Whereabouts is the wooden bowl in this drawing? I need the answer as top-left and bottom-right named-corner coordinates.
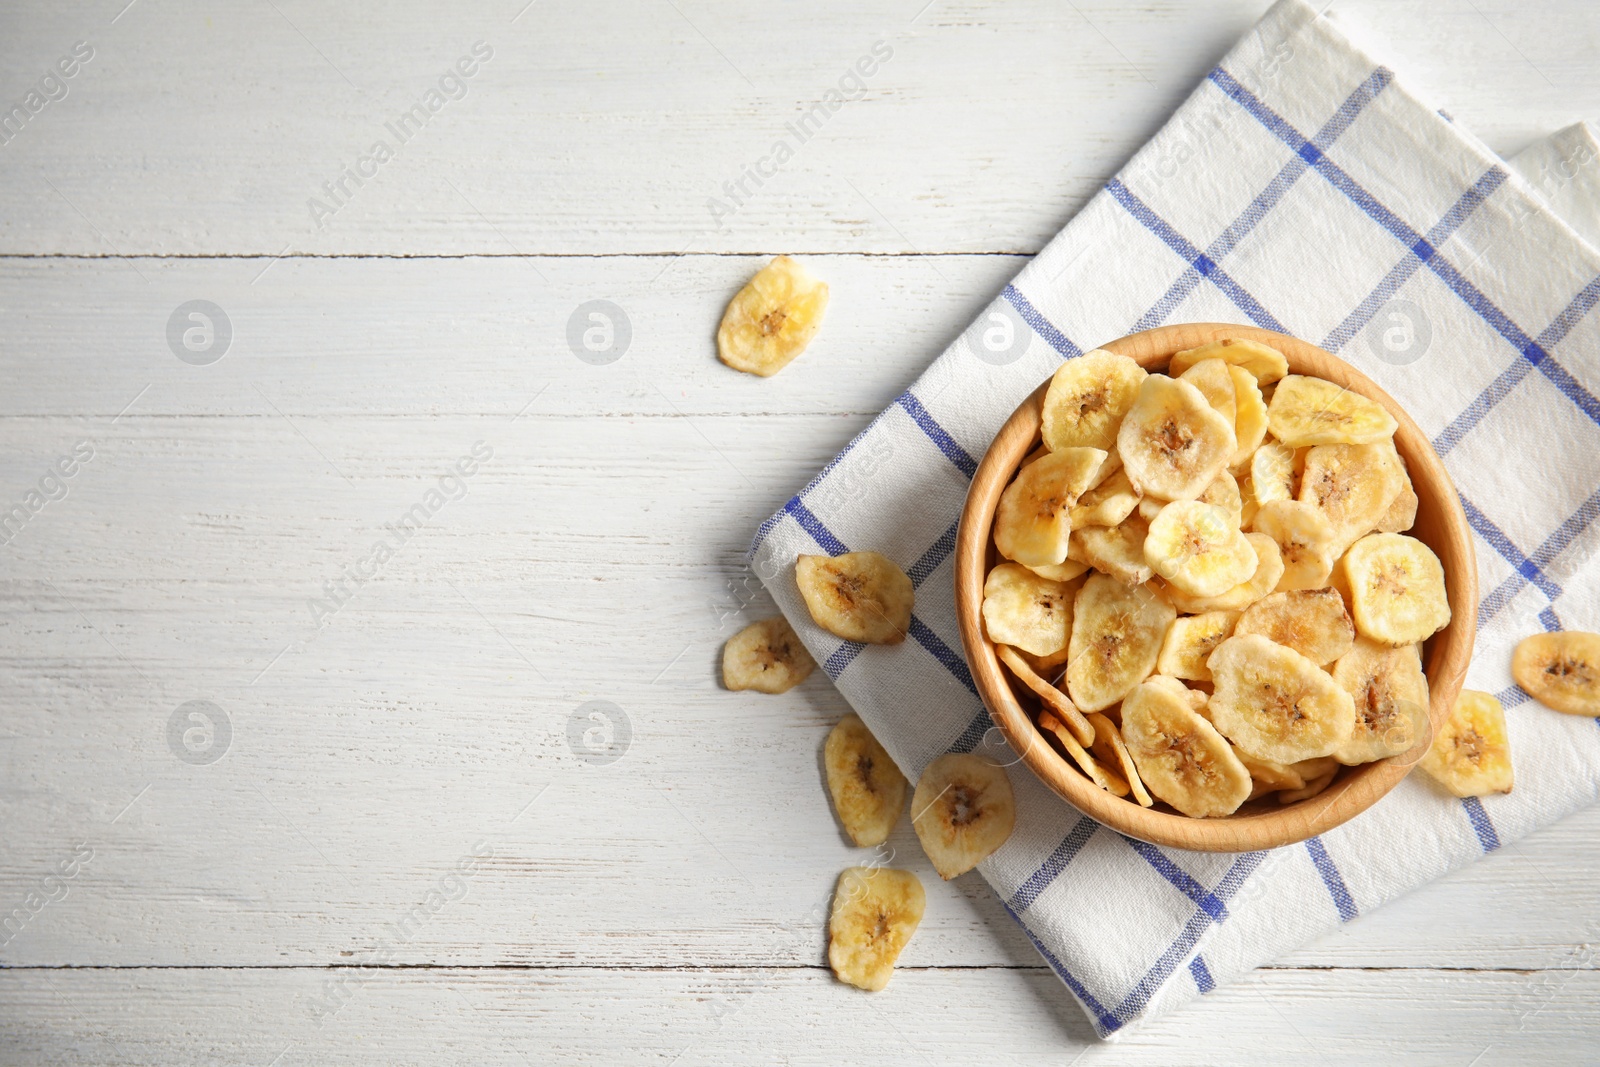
top-left (954, 323), bottom-right (1477, 852)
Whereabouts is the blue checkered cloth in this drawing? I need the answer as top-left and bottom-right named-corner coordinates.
top-left (749, 0), bottom-right (1600, 1038)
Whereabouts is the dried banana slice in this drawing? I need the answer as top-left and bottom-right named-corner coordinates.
top-left (1250, 441), bottom-right (1297, 506)
top-left (825, 714), bottom-right (909, 846)
top-left (1511, 631), bottom-right (1600, 716)
top-left (994, 447), bottom-right (1107, 567)
top-left (1144, 500), bottom-right (1257, 597)
top-left (1088, 711), bottom-right (1153, 806)
top-left (1156, 610), bottom-right (1240, 681)
top-left (1069, 512), bottom-right (1154, 587)
top-left (1375, 456), bottom-right (1418, 533)
top-left (1268, 375), bottom-right (1398, 446)
top-left (1342, 533), bottom-right (1451, 646)
top-left (1206, 634), bottom-right (1357, 763)
top-left (1252, 499), bottom-right (1339, 592)
top-left (1277, 767), bottom-right (1338, 804)
top-left (1288, 755), bottom-right (1340, 783)
top-left (1066, 574), bottom-right (1176, 711)
top-left (1419, 690), bottom-right (1513, 797)
top-left (1330, 636), bottom-right (1431, 764)
top-left (717, 256), bottom-right (829, 376)
top-left (1179, 358), bottom-right (1237, 428)
top-left (1146, 673), bottom-right (1210, 713)
top-left (1137, 495), bottom-right (1165, 523)
top-left (1161, 532), bottom-right (1284, 613)
top-left (1234, 588), bottom-right (1355, 666)
top-left (1040, 349), bottom-right (1149, 452)
top-left (1237, 473), bottom-right (1261, 529)
top-left (1069, 467), bottom-right (1141, 529)
top-left (828, 866), bottom-right (926, 991)
top-left (722, 616), bottom-right (816, 693)
top-left (911, 754), bottom-right (1017, 880)
top-left (796, 551), bottom-right (914, 645)
top-left (1167, 338), bottom-right (1289, 384)
top-left (982, 563), bottom-right (1076, 657)
top-left (1015, 643), bottom-right (1072, 675)
top-left (997, 644), bottom-right (1094, 747)
top-left (1199, 470), bottom-right (1244, 530)
top-left (1229, 365), bottom-right (1269, 466)
top-left (1238, 751), bottom-right (1305, 793)
top-left (1024, 558), bottom-right (1090, 583)
top-left (1118, 375), bottom-right (1238, 501)
top-left (1120, 680), bottom-right (1252, 818)
top-left (1298, 442), bottom-right (1405, 548)
top-left (1039, 711), bottom-right (1129, 796)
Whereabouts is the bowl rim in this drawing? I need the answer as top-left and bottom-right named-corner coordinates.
top-left (953, 322), bottom-right (1478, 853)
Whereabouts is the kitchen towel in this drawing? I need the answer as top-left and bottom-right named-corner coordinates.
top-left (748, 0), bottom-right (1600, 1038)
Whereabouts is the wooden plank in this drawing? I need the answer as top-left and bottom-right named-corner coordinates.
top-left (0, 1), bottom-right (1594, 256)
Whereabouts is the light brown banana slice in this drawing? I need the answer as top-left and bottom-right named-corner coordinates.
top-left (1229, 365), bottom-right (1269, 467)
top-left (1206, 634), bottom-right (1357, 763)
top-left (1249, 441), bottom-right (1297, 506)
top-left (1156, 610), bottom-right (1240, 681)
top-left (1234, 588), bottom-right (1355, 666)
top-left (1066, 574), bottom-right (1176, 711)
top-left (994, 447), bottom-right (1107, 567)
top-left (911, 754), bottom-right (1017, 880)
top-left (1330, 636), bottom-right (1431, 764)
top-left (1120, 680), bottom-right (1252, 818)
top-left (828, 867), bottom-right (925, 991)
top-left (1118, 375), bottom-right (1237, 502)
top-left (1160, 532), bottom-right (1284, 613)
top-left (1268, 375), bottom-right (1398, 446)
top-left (997, 644), bottom-right (1094, 747)
top-left (1041, 349), bottom-right (1149, 452)
top-left (1179, 358), bottom-right (1237, 427)
top-left (796, 551), bottom-right (914, 645)
top-left (825, 714), bottom-right (910, 846)
top-left (1039, 711), bottom-right (1129, 796)
top-left (1088, 711), bottom-right (1153, 806)
top-left (1069, 512), bottom-right (1154, 587)
top-left (1069, 467), bottom-right (1141, 528)
top-left (1024, 558), bottom-right (1090, 583)
top-left (1419, 690), bottom-right (1513, 797)
top-left (1251, 499), bottom-right (1339, 591)
top-left (1511, 631), bottom-right (1600, 716)
top-left (1298, 442), bottom-right (1405, 548)
top-left (717, 256), bottom-right (829, 376)
top-left (982, 563), bottom-right (1076, 657)
top-left (1167, 338), bottom-right (1289, 384)
top-left (1145, 500), bottom-right (1257, 597)
top-left (722, 616), bottom-right (816, 693)
top-left (1342, 533), bottom-right (1451, 646)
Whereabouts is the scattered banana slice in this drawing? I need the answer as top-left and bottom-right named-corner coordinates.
top-left (1250, 441), bottom-right (1297, 506)
top-left (1511, 631), bottom-right (1600, 716)
top-left (1070, 512), bottom-right (1154, 587)
top-left (796, 551), bottom-right (914, 645)
top-left (1118, 375), bottom-right (1238, 501)
top-left (1066, 574), bottom-right (1177, 711)
top-left (997, 644), bottom-right (1094, 747)
top-left (1419, 690), bottom-right (1513, 797)
top-left (825, 714), bottom-right (910, 847)
top-left (1229, 365), bottom-right (1269, 466)
top-left (1070, 467), bottom-right (1141, 529)
top-left (1199, 470), bottom-right (1244, 530)
top-left (1161, 532), bottom-right (1284, 613)
top-left (1120, 679), bottom-right (1253, 817)
top-left (1206, 634), bottom-right (1357, 763)
top-left (1145, 500), bottom-right (1257, 597)
top-left (1234, 588), bottom-right (1355, 666)
top-left (1252, 499), bottom-right (1339, 592)
top-left (1088, 711), bottom-right (1153, 806)
top-left (717, 256), bottom-right (829, 376)
top-left (911, 754), bottom-right (1017, 880)
top-left (1341, 533), bottom-right (1451, 646)
top-left (1330, 636), bottom-right (1431, 765)
top-left (994, 447), bottom-right (1107, 567)
top-left (1268, 375), bottom-right (1399, 446)
top-left (828, 867), bottom-right (926, 991)
top-left (982, 563), bottom-right (1077, 657)
top-left (722, 616), bottom-right (816, 693)
top-left (1039, 711), bottom-right (1129, 796)
top-left (1024, 558), bottom-right (1090, 583)
top-left (1041, 349), bottom-right (1149, 452)
top-left (1156, 610), bottom-right (1240, 681)
top-left (1298, 442), bottom-right (1405, 548)
top-left (1167, 338), bottom-right (1289, 384)
top-left (1179, 358), bottom-right (1237, 428)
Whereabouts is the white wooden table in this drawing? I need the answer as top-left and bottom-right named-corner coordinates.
top-left (2, 1), bottom-right (1597, 1062)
